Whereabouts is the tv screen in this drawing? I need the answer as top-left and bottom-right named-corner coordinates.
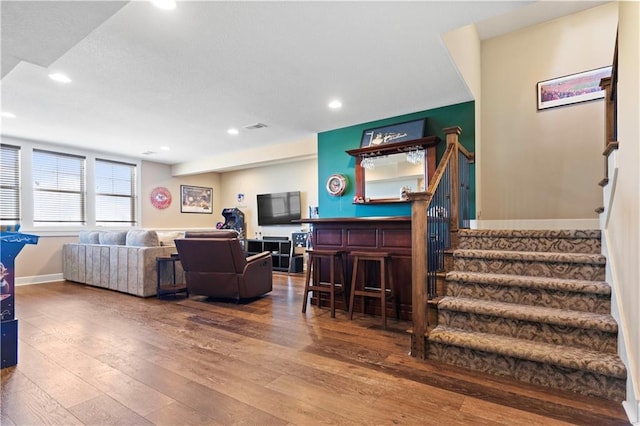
top-left (257, 191), bottom-right (301, 226)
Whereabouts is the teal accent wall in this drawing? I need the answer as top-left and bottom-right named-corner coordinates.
top-left (317, 101), bottom-right (475, 218)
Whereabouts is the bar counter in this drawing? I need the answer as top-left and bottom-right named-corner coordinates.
top-left (295, 217), bottom-right (412, 320)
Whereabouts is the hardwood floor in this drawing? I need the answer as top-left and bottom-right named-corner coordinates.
top-left (1, 274), bottom-right (630, 425)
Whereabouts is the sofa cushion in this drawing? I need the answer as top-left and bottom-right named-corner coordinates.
top-left (79, 230), bottom-right (100, 244)
top-left (126, 230), bottom-right (160, 247)
top-left (156, 230), bottom-right (185, 246)
top-left (99, 231), bottom-right (128, 245)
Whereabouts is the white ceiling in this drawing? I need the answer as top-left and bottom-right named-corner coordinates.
top-left (1, 1), bottom-right (606, 170)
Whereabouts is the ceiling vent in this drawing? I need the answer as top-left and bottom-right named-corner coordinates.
top-left (243, 123), bottom-right (268, 130)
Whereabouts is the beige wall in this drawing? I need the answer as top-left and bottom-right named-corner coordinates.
top-left (141, 161), bottom-right (222, 228)
top-left (442, 23), bottom-right (482, 218)
top-left (480, 3), bottom-right (618, 220)
top-left (219, 158), bottom-right (318, 239)
top-left (607, 1), bottom-right (640, 416)
top-left (15, 236), bottom-right (74, 279)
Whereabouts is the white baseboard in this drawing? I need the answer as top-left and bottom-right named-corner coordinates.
top-left (16, 273), bottom-right (63, 286)
top-left (471, 219), bottom-right (600, 230)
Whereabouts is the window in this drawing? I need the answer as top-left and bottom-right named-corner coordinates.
top-left (1, 144), bottom-right (21, 225)
top-left (95, 159), bottom-right (137, 226)
top-left (32, 149), bottom-right (86, 226)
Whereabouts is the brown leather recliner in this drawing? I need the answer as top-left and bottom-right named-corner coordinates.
top-left (175, 231), bottom-right (272, 301)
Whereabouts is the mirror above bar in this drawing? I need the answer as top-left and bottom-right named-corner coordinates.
top-left (346, 136), bottom-right (441, 204)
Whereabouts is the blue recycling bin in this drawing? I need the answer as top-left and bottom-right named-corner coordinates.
top-left (1, 230), bottom-right (39, 368)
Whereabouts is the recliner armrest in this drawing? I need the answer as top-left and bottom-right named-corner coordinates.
top-left (246, 251), bottom-right (271, 263)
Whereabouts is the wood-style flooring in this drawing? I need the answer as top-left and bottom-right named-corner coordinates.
top-left (1, 274), bottom-right (630, 425)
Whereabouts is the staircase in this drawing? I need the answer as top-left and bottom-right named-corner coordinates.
top-left (426, 229), bottom-right (627, 401)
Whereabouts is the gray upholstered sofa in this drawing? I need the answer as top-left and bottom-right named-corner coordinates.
top-left (62, 229), bottom-right (186, 297)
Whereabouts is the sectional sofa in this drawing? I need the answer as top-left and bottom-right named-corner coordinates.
top-left (62, 229), bottom-right (186, 297)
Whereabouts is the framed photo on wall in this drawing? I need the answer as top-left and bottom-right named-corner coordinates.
top-left (180, 185), bottom-right (213, 214)
top-left (537, 66), bottom-right (612, 110)
top-left (360, 118), bottom-right (426, 148)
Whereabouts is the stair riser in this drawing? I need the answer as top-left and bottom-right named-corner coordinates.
top-left (458, 236), bottom-right (601, 254)
top-left (453, 258), bottom-right (605, 281)
top-left (427, 342), bottom-right (625, 401)
top-left (438, 310), bottom-right (617, 353)
top-left (446, 281), bottom-right (611, 314)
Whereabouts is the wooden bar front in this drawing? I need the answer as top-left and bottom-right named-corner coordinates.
top-left (296, 217), bottom-right (412, 320)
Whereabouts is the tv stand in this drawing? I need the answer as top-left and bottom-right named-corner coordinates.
top-left (246, 239), bottom-right (292, 272)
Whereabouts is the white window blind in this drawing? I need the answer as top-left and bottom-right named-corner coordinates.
top-left (33, 149), bottom-right (86, 226)
top-left (1, 144), bottom-right (21, 225)
top-left (95, 159), bottom-right (137, 226)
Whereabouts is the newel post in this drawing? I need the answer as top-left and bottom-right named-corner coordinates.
top-left (407, 191), bottom-right (430, 359)
top-left (443, 126), bottom-right (461, 248)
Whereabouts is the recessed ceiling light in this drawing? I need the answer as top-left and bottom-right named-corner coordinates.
top-left (1, 112), bottom-right (16, 118)
top-left (328, 100), bottom-right (342, 109)
top-left (48, 73), bottom-right (71, 83)
top-left (227, 128), bottom-right (239, 135)
top-left (150, 0), bottom-right (176, 10)
top-left (160, 146), bottom-right (170, 151)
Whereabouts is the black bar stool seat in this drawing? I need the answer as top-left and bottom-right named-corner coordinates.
top-left (301, 249), bottom-right (347, 318)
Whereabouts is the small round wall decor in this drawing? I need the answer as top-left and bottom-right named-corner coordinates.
top-left (326, 174), bottom-right (347, 197)
top-left (150, 187), bottom-right (172, 209)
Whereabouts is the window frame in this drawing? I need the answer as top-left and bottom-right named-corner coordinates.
top-left (32, 148), bottom-right (87, 226)
top-left (1, 137), bottom-right (142, 233)
top-left (95, 158), bottom-right (137, 226)
top-left (0, 144), bottom-right (21, 225)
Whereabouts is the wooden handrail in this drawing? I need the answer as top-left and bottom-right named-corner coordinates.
top-left (458, 144), bottom-right (474, 162)
top-left (599, 29), bottom-right (618, 187)
top-left (425, 143), bottom-right (455, 195)
top-left (407, 126), bottom-right (472, 358)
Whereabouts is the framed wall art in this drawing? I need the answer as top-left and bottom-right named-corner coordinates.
top-left (537, 66), bottom-right (612, 110)
top-left (360, 118), bottom-right (426, 148)
top-left (180, 185), bottom-right (213, 214)
top-left (150, 186), bottom-right (172, 210)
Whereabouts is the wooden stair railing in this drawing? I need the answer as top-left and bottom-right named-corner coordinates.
top-left (407, 126), bottom-right (474, 359)
top-left (598, 30), bottom-right (618, 190)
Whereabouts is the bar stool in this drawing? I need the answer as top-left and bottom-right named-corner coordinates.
top-left (301, 249), bottom-right (347, 318)
top-left (348, 251), bottom-right (397, 329)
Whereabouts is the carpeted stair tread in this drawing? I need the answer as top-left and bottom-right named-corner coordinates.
top-left (454, 249), bottom-right (606, 265)
top-left (428, 326), bottom-right (626, 379)
top-left (458, 229), bottom-right (601, 239)
top-left (446, 271), bottom-right (611, 295)
top-left (438, 296), bottom-right (618, 333)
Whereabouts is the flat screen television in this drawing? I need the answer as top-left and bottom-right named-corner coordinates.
top-left (257, 191), bottom-right (302, 226)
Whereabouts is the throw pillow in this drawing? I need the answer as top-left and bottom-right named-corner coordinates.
top-left (156, 230), bottom-right (185, 246)
top-left (78, 230), bottom-right (100, 244)
top-left (126, 230), bottom-right (160, 247)
top-left (99, 231), bottom-right (128, 245)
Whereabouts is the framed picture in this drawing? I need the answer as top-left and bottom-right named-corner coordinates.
top-left (360, 118), bottom-right (426, 148)
top-left (180, 185), bottom-right (213, 214)
top-left (537, 66), bottom-right (612, 110)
